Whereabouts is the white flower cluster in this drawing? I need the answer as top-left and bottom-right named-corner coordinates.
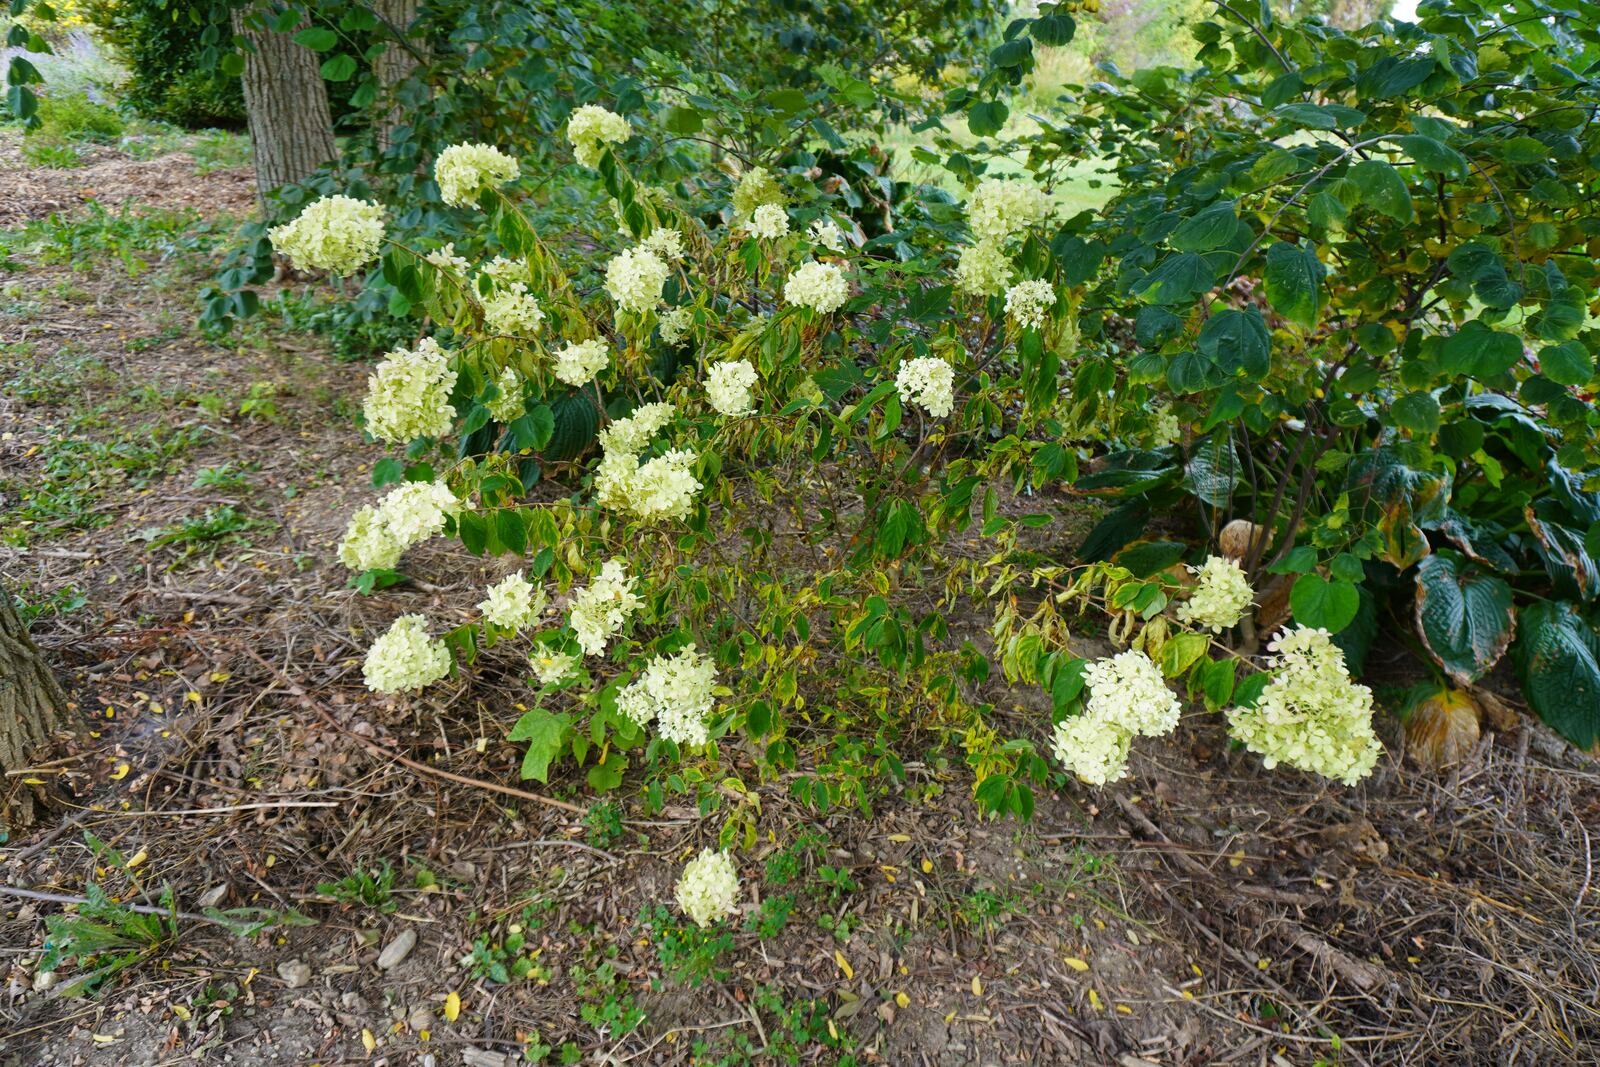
top-left (1227, 626), bottom-right (1381, 786)
top-left (748, 203), bottom-right (790, 239)
top-left (568, 559), bottom-right (642, 656)
top-left (424, 242), bottom-right (471, 274)
top-left (596, 447), bottom-right (701, 522)
top-left (967, 177), bottom-right (1051, 242)
top-left (955, 239), bottom-right (1013, 297)
top-left (363, 337), bottom-right (458, 444)
top-left (658, 306), bottom-right (694, 347)
top-left (1005, 279), bottom-right (1055, 330)
top-left (269, 195), bottom-right (384, 276)
top-left (487, 365), bottom-right (525, 423)
top-left (598, 401), bottom-right (675, 456)
top-left (478, 571), bottom-right (547, 632)
top-left (1176, 556), bottom-right (1254, 633)
top-left (605, 246), bottom-right (670, 314)
top-left (434, 143), bottom-right (519, 208)
top-left (1050, 650), bottom-right (1181, 785)
top-left (363, 614), bottom-right (451, 694)
top-left (554, 338), bottom-right (610, 387)
top-left (615, 645), bottom-right (719, 746)
top-left (895, 356), bottom-right (956, 418)
top-left (675, 848), bottom-right (739, 927)
top-left (783, 260), bottom-right (848, 314)
top-left (705, 359), bottom-right (758, 417)
top-left (642, 227), bottom-right (685, 262)
top-left (337, 479), bottom-right (460, 572)
top-left (530, 648), bottom-right (577, 686)
top-left (1150, 405), bottom-right (1183, 447)
top-left (567, 104), bottom-right (631, 168)
top-left (481, 281), bottom-right (546, 337)
top-left (810, 217), bottom-right (846, 253)
top-left (732, 166), bottom-right (783, 219)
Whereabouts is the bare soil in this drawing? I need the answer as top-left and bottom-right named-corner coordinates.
top-left (3, 133), bottom-right (1598, 1067)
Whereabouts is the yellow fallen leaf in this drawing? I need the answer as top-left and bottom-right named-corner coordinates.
top-left (1064, 957), bottom-right (1089, 972)
top-left (1088, 988), bottom-right (1103, 1011)
top-left (126, 850), bottom-right (147, 869)
top-left (1257, 957), bottom-right (1271, 970)
top-left (361, 1028), bottom-right (376, 1052)
top-left (443, 991), bottom-right (461, 1022)
top-left (921, 858), bottom-right (933, 873)
top-left (1116, 1004), bottom-right (1132, 1015)
top-left (834, 950), bottom-right (854, 980)
top-left (187, 691), bottom-right (202, 704)
top-left (109, 763), bottom-right (131, 781)
top-left (895, 991), bottom-right (909, 1009)
top-left (888, 833), bottom-right (910, 842)
top-left (171, 1004), bottom-right (192, 1021)
top-left (971, 975), bottom-right (983, 996)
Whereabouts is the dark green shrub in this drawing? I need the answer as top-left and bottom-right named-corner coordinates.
top-left (86, 0), bottom-right (244, 129)
top-left (29, 91), bottom-right (123, 141)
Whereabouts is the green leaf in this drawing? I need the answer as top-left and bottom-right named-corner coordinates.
top-left (1131, 252), bottom-right (1214, 306)
top-left (1168, 201), bottom-right (1239, 253)
top-left (1446, 243), bottom-right (1520, 309)
top-left (1414, 551), bottom-right (1516, 685)
top-left (1389, 391), bottom-right (1441, 433)
top-left (1197, 308), bottom-right (1270, 378)
top-left (1272, 103), bottom-right (1338, 129)
top-left (1349, 159), bottom-right (1414, 223)
top-left (1183, 433), bottom-right (1240, 506)
top-left (510, 405), bottom-right (555, 450)
top-left (509, 709), bottom-right (568, 783)
top-left (1290, 574), bottom-right (1360, 633)
top-left (1440, 320), bottom-right (1523, 377)
top-left (1390, 134), bottom-right (1468, 178)
top-left (967, 99), bottom-right (1008, 137)
top-left (1031, 13), bottom-right (1075, 46)
top-left (1539, 342), bottom-right (1593, 387)
top-left (1512, 601), bottom-right (1600, 748)
top-left (543, 393), bottom-right (598, 461)
top-left (663, 105), bottom-right (703, 134)
top-left (371, 458), bottom-right (404, 488)
top-left (1160, 633), bottom-right (1210, 678)
top-left (320, 53), bottom-right (357, 81)
top-left (1264, 242), bottom-right (1323, 330)
top-left (293, 27), bottom-right (337, 51)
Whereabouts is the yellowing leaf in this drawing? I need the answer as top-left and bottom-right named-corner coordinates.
top-left (443, 992), bottom-right (461, 1022)
top-left (1064, 957), bottom-right (1089, 972)
top-left (971, 975), bottom-right (983, 996)
top-left (834, 950), bottom-right (854, 980)
top-left (361, 1028), bottom-right (376, 1052)
top-left (1088, 988), bottom-right (1103, 1011)
top-left (920, 858), bottom-right (933, 873)
top-left (126, 850), bottom-right (147, 869)
top-left (109, 763), bottom-right (131, 781)
top-left (895, 991), bottom-right (910, 1008)
top-left (170, 1005), bottom-right (192, 1021)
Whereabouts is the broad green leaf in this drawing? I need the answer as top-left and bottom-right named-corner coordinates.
top-left (510, 709), bottom-right (568, 783)
top-left (1390, 391), bottom-right (1441, 433)
top-left (1512, 601), bottom-right (1600, 748)
top-left (1440, 319), bottom-right (1523, 378)
top-left (1131, 252), bottom-right (1214, 305)
top-left (1290, 574), bottom-right (1361, 633)
top-left (1264, 242), bottom-right (1323, 330)
top-left (1169, 201), bottom-right (1239, 252)
top-left (1350, 159), bottom-right (1414, 222)
top-left (1197, 307), bottom-right (1270, 378)
top-left (293, 27), bottom-right (337, 51)
top-left (1539, 342), bottom-right (1593, 387)
top-left (1391, 134), bottom-right (1468, 177)
top-left (967, 99), bottom-right (1008, 137)
top-left (1414, 551), bottom-right (1516, 685)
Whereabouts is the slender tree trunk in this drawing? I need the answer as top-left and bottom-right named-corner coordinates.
top-left (232, 11), bottom-right (339, 205)
top-left (1, 583), bottom-right (65, 829)
top-left (373, 0), bottom-right (424, 153)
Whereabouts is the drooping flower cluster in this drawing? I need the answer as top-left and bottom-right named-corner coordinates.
top-left (605, 246), bottom-right (670, 314)
top-left (481, 281), bottom-right (546, 337)
top-left (487, 365), bottom-right (525, 423)
top-left (596, 448), bottom-right (702, 522)
top-left (553, 338), bottom-right (610, 387)
top-left (599, 402), bottom-right (675, 456)
top-left (783, 261), bottom-right (848, 314)
top-left (530, 648), bottom-right (577, 686)
top-left (642, 227), bottom-right (685, 262)
top-left (658, 306), bottom-right (694, 347)
top-left (1050, 649), bottom-right (1181, 785)
top-left (269, 195), bottom-right (385, 276)
top-left (363, 614), bottom-right (452, 694)
top-left (337, 479), bottom-right (460, 572)
top-left (1227, 626), bottom-right (1381, 786)
top-left (705, 359), bottom-right (758, 417)
top-left (615, 645), bottom-right (719, 746)
top-left (810, 217), bottom-right (846, 253)
top-left (363, 337), bottom-right (458, 445)
top-left (731, 166), bottom-right (783, 219)
top-left (567, 104), bottom-right (631, 168)
top-left (955, 239), bottom-right (1013, 297)
top-left (1176, 556), bottom-right (1254, 633)
top-left (675, 848), bottom-right (739, 927)
top-left (895, 356), bottom-right (956, 418)
top-left (478, 571), bottom-right (547, 632)
top-left (434, 143), bottom-right (519, 208)
top-left (966, 177), bottom-right (1052, 242)
top-left (1005, 279), bottom-right (1055, 330)
top-left (568, 559), bottom-right (642, 656)
top-left (748, 203), bottom-right (790, 239)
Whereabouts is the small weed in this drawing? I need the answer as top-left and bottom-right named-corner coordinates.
top-left (639, 904), bottom-right (733, 987)
top-left (584, 800), bottom-right (626, 849)
top-left (134, 505), bottom-right (272, 559)
top-left (573, 960), bottom-right (644, 1037)
top-left (8, 203), bottom-right (225, 277)
top-left (21, 140), bottom-right (84, 168)
top-left (748, 893), bottom-right (795, 938)
top-left (315, 863), bottom-right (397, 914)
top-left (764, 830), bottom-right (825, 887)
top-left (237, 381), bottom-right (279, 420)
top-left (192, 463), bottom-right (257, 490)
top-left (14, 584), bottom-right (88, 626)
top-left (463, 898), bottom-right (555, 984)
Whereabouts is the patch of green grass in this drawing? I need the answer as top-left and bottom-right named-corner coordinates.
top-left (315, 863), bottom-right (397, 914)
top-left (133, 505), bottom-right (274, 560)
top-left (0, 202), bottom-right (229, 278)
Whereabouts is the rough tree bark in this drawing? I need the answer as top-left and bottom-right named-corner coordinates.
top-left (1, 583), bottom-right (65, 829)
top-left (372, 0), bottom-right (424, 153)
top-left (232, 10), bottom-right (339, 204)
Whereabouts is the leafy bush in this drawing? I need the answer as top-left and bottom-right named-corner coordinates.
top-left (28, 90), bottom-right (122, 140)
top-left (84, 0), bottom-right (245, 129)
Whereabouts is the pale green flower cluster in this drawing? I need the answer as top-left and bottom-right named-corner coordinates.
top-left (705, 359), bottom-right (758, 417)
top-left (599, 402), bottom-right (675, 456)
top-left (1227, 626), bottom-right (1381, 786)
top-left (658, 306), bottom-right (694, 347)
top-left (748, 203), bottom-right (790, 239)
top-left (530, 648), bottom-right (577, 686)
top-left (642, 227), bottom-right (685, 262)
top-left (596, 446), bottom-right (702, 522)
top-left (1150, 405), bottom-right (1183, 447)
top-left (363, 337), bottom-right (457, 445)
top-left (487, 366), bottom-right (525, 423)
top-left (895, 356), bottom-right (956, 418)
top-left (783, 260), bottom-right (848, 313)
top-left (967, 176), bottom-right (1051, 242)
top-left (605, 246), bottom-right (669, 313)
top-left (553, 338), bottom-right (610, 387)
top-left (615, 645), bottom-right (719, 746)
top-left (732, 165), bottom-right (783, 219)
top-left (363, 614), bottom-right (451, 694)
top-left (955, 239), bottom-right (1013, 296)
top-left (434, 142), bottom-right (519, 208)
top-left (424, 242), bottom-right (471, 274)
top-left (1050, 649), bottom-right (1180, 785)
top-left (269, 195), bottom-right (385, 276)
top-left (567, 104), bottom-right (631, 168)
top-left (568, 559), bottom-right (642, 656)
top-left (1005, 279), bottom-right (1055, 330)
top-left (478, 571), bottom-right (547, 632)
top-left (675, 847), bottom-right (739, 927)
top-left (809, 216), bottom-right (846, 253)
top-left (337, 479), bottom-right (460, 572)
top-left (1176, 556), bottom-right (1254, 633)
top-left (481, 281), bottom-right (546, 336)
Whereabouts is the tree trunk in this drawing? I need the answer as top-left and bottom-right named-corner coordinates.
top-left (1, 583), bottom-right (66, 829)
top-left (232, 11), bottom-right (339, 205)
top-left (373, 0), bottom-right (424, 153)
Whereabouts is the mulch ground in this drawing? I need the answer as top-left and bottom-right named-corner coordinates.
top-left (2, 135), bottom-right (1598, 1067)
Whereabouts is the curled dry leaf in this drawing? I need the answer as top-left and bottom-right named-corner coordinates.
top-left (1405, 688), bottom-right (1481, 771)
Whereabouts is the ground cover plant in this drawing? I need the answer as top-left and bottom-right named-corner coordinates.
top-left (3, 0), bottom-right (1600, 1064)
